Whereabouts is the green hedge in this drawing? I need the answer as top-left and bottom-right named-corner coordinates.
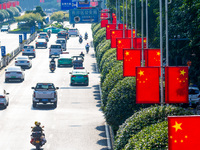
top-left (101, 62), bottom-right (123, 108)
top-left (114, 105), bottom-right (194, 150)
top-left (92, 23), bottom-right (101, 37)
top-left (105, 77), bottom-right (150, 132)
top-left (123, 121), bottom-right (168, 150)
top-left (93, 27), bottom-right (106, 49)
top-left (91, 23), bottom-right (98, 31)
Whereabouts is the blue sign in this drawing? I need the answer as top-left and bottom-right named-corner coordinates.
top-left (19, 35), bottom-right (23, 43)
top-left (33, 26), bottom-right (35, 33)
top-left (1, 46), bottom-right (6, 57)
top-left (45, 17), bottom-right (49, 23)
top-left (23, 32), bottom-right (27, 40)
top-left (69, 8), bottom-right (100, 24)
top-left (61, 0), bottom-right (77, 10)
top-left (78, 1), bottom-right (90, 7)
top-left (38, 23), bottom-right (41, 29)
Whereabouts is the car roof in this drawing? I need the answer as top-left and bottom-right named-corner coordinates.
top-left (59, 54), bottom-right (72, 58)
top-left (17, 56), bottom-right (29, 59)
top-left (51, 44), bottom-right (61, 46)
top-left (57, 38), bottom-right (66, 40)
top-left (37, 38), bottom-right (46, 42)
top-left (189, 87), bottom-right (199, 90)
top-left (7, 66), bottom-right (21, 71)
top-left (72, 69), bottom-right (87, 73)
top-left (39, 32), bottom-right (47, 34)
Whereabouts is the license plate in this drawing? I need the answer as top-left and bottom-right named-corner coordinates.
top-left (36, 140), bottom-right (40, 143)
top-left (42, 99), bottom-right (48, 102)
top-left (27, 50), bottom-right (30, 52)
top-left (77, 76), bottom-right (83, 78)
top-left (39, 43), bottom-right (43, 44)
top-left (20, 61), bottom-right (24, 63)
top-left (11, 76), bottom-right (16, 78)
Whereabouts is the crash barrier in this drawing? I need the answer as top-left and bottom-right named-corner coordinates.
top-left (0, 32), bottom-right (37, 69)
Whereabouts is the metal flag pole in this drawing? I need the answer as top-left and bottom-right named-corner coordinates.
top-left (126, 0), bottom-right (128, 28)
top-left (166, 0), bottom-right (170, 66)
top-left (116, 0), bottom-right (118, 28)
top-left (134, 0), bottom-right (137, 37)
top-left (131, 0), bottom-right (133, 48)
top-left (123, 0), bottom-right (125, 37)
top-left (141, 0), bottom-right (144, 66)
top-left (159, 0), bottom-right (164, 105)
top-left (118, 0), bottom-right (120, 23)
top-left (146, 0), bottom-right (148, 48)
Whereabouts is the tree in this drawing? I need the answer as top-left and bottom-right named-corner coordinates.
top-left (50, 11), bottom-right (69, 23)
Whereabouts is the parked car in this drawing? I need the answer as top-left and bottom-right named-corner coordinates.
top-left (31, 83), bottom-right (59, 108)
top-left (0, 89), bottom-right (9, 109)
top-left (57, 54), bottom-right (73, 67)
top-left (15, 56), bottom-right (32, 69)
top-left (35, 38), bottom-right (47, 48)
top-left (43, 26), bottom-right (65, 33)
top-left (56, 38), bottom-right (67, 51)
top-left (38, 32), bottom-right (49, 42)
top-left (1, 25), bottom-right (10, 32)
top-left (49, 44), bottom-right (62, 58)
top-left (72, 56), bottom-right (84, 69)
top-left (57, 31), bottom-right (69, 40)
top-left (68, 28), bottom-right (79, 37)
top-left (69, 69), bottom-right (89, 86)
top-left (5, 66), bottom-right (25, 82)
top-left (189, 86), bottom-right (200, 107)
top-left (22, 45), bottom-right (36, 58)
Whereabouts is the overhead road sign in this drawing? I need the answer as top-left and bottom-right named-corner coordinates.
top-left (78, 1), bottom-right (90, 7)
top-left (69, 8), bottom-right (100, 24)
top-left (61, 0), bottom-right (77, 10)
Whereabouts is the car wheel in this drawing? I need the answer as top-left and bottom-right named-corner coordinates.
top-left (45, 46), bottom-right (47, 48)
top-left (7, 101), bottom-right (9, 106)
top-left (33, 102), bottom-right (37, 108)
top-left (53, 102), bottom-right (57, 108)
top-left (58, 64), bottom-right (60, 67)
top-left (70, 83), bottom-right (74, 86)
top-left (36, 46), bottom-right (38, 49)
top-left (85, 83), bottom-right (88, 86)
top-left (5, 79), bottom-right (8, 83)
top-left (4, 105), bottom-right (7, 109)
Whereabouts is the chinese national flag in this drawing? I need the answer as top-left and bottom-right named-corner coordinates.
top-left (112, 16), bottom-right (117, 24)
top-left (144, 49), bottom-right (161, 67)
top-left (118, 24), bottom-right (127, 29)
top-left (133, 37), bottom-right (147, 48)
top-left (101, 20), bottom-right (108, 28)
top-left (110, 29), bottom-right (123, 48)
top-left (165, 67), bottom-right (189, 103)
top-left (3, 3), bottom-right (6, 9)
top-left (168, 116), bottom-right (200, 150)
top-left (106, 24), bottom-right (116, 39)
top-left (125, 29), bottom-right (136, 38)
top-left (101, 13), bottom-right (109, 19)
top-left (116, 38), bottom-right (131, 60)
top-left (123, 49), bottom-right (141, 77)
top-left (136, 67), bottom-right (160, 104)
top-left (16, 1), bottom-right (20, 5)
top-left (0, 4), bottom-right (2, 9)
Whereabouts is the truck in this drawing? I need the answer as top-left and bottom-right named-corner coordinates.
top-left (31, 83), bottom-right (59, 108)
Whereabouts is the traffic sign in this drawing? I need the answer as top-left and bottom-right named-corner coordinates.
top-left (61, 0), bottom-right (77, 10)
top-left (19, 35), bottom-right (23, 43)
top-left (1, 46), bottom-right (6, 57)
top-left (23, 32), bottom-right (27, 40)
top-left (78, 1), bottom-right (90, 7)
top-left (69, 8), bottom-right (100, 24)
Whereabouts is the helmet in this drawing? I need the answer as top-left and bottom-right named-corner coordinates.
top-left (87, 43), bottom-right (88, 44)
top-left (81, 52), bottom-right (83, 54)
top-left (38, 122), bottom-right (41, 126)
top-left (35, 121), bottom-right (39, 126)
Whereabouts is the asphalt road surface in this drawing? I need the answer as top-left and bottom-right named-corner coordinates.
top-left (0, 23), bottom-right (108, 150)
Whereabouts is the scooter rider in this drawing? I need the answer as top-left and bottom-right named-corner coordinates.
top-left (50, 57), bottom-right (55, 65)
top-left (31, 121), bottom-right (46, 145)
top-left (85, 32), bottom-right (88, 39)
top-left (80, 52), bottom-right (85, 57)
top-left (47, 30), bottom-right (51, 38)
top-left (85, 43), bottom-right (90, 53)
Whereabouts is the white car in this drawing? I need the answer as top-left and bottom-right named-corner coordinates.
top-left (22, 45), bottom-right (36, 58)
top-left (189, 86), bottom-right (200, 107)
top-left (0, 89), bottom-right (9, 109)
top-left (5, 66), bottom-right (25, 83)
top-left (15, 56), bottom-right (32, 68)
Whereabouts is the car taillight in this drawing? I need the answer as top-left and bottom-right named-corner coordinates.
top-left (49, 49), bottom-right (51, 52)
top-left (36, 42), bottom-right (38, 44)
top-left (0, 96), bottom-right (5, 98)
top-left (198, 95), bottom-right (200, 98)
top-left (46, 36), bottom-right (48, 37)
top-left (84, 75), bottom-right (88, 78)
top-left (6, 72), bottom-right (10, 74)
top-left (44, 42), bottom-right (47, 44)
top-left (33, 92), bottom-right (35, 97)
top-left (15, 61), bottom-right (18, 63)
top-left (54, 92), bottom-right (57, 97)
top-left (72, 75), bottom-right (76, 77)
top-left (16, 72), bottom-right (22, 74)
top-left (22, 49), bottom-right (24, 51)
top-left (38, 36), bottom-right (40, 38)
top-left (33, 49), bottom-right (35, 51)
top-left (27, 61), bottom-right (29, 63)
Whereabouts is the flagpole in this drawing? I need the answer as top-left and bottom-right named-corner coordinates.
top-left (146, 0), bottom-right (148, 48)
top-left (123, 0), bottom-right (125, 38)
top-left (166, 0), bottom-right (170, 66)
top-left (159, 0), bottom-right (164, 105)
top-left (118, 0), bottom-right (120, 23)
top-left (126, 0), bottom-right (128, 28)
top-left (116, 0), bottom-right (118, 28)
top-left (134, 0), bottom-right (137, 37)
top-left (141, 0), bottom-right (144, 66)
top-left (131, 0), bottom-right (133, 48)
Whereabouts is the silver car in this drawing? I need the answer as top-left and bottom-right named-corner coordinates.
top-left (0, 89), bottom-right (9, 109)
top-left (15, 56), bottom-right (32, 68)
top-left (189, 86), bottom-right (200, 107)
top-left (38, 32), bottom-right (49, 42)
top-left (22, 45), bottom-right (36, 58)
top-left (5, 66), bottom-right (25, 82)
top-left (56, 38), bottom-right (67, 51)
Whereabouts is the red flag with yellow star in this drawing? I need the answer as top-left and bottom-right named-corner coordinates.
top-left (123, 49), bottom-right (141, 76)
top-left (106, 24), bottom-right (116, 39)
top-left (165, 67), bottom-right (189, 103)
top-left (168, 116), bottom-right (200, 150)
top-left (125, 29), bottom-right (136, 38)
top-left (118, 24), bottom-right (127, 29)
top-left (133, 37), bottom-right (147, 48)
top-left (110, 29), bottom-right (123, 48)
top-left (116, 38), bottom-right (131, 60)
top-left (144, 49), bottom-right (161, 67)
top-left (136, 67), bottom-right (160, 103)
top-left (101, 20), bottom-right (109, 28)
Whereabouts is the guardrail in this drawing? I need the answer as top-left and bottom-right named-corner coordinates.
top-left (0, 32), bottom-right (37, 69)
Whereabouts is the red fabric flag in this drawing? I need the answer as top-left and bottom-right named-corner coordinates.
top-left (101, 20), bottom-right (108, 28)
top-left (106, 24), bottom-right (116, 40)
top-left (16, 1), bottom-right (20, 6)
top-left (133, 37), bottom-right (147, 48)
top-left (144, 49), bottom-right (161, 67)
top-left (125, 29), bottom-right (136, 38)
top-left (3, 3), bottom-right (6, 9)
top-left (136, 67), bottom-right (160, 104)
top-left (110, 29), bottom-right (123, 48)
top-left (168, 116), bottom-right (200, 150)
top-left (6, 2), bottom-right (10, 8)
top-left (116, 38), bottom-right (131, 60)
top-left (0, 4), bottom-right (2, 9)
top-left (101, 13), bottom-right (109, 19)
top-left (118, 24), bottom-right (127, 29)
top-left (123, 49), bottom-right (141, 77)
top-left (112, 15), bottom-right (117, 24)
top-left (165, 66), bottom-right (189, 103)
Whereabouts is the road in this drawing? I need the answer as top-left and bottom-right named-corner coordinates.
top-left (0, 24), bottom-right (108, 150)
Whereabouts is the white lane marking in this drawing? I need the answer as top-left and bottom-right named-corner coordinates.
top-left (105, 122), bottom-right (112, 150)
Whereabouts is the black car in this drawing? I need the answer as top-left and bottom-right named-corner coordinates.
top-left (35, 39), bottom-right (47, 48)
top-left (57, 31), bottom-right (69, 40)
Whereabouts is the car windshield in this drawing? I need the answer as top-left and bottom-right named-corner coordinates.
top-left (73, 57), bottom-right (82, 60)
top-left (7, 67), bottom-right (21, 71)
top-left (40, 34), bottom-right (47, 36)
top-left (24, 46), bottom-right (34, 49)
top-left (17, 57), bottom-right (28, 60)
top-left (69, 29), bottom-right (77, 32)
top-left (56, 40), bottom-right (65, 43)
top-left (51, 45), bottom-right (61, 48)
top-left (189, 89), bottom-right (199, 94)
top-left (36, 83), bottom-right (55, 90)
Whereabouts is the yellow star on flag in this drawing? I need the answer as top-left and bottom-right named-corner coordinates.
top-left (172, 121), bottom-right (182, 132)
top-left (138, 70), bottom-right (144, 76)
top-left (144, 40), bottom-right (146, 43)
top-left (157, 52), bottom-right (160, 56)
top-left (112, 31), bottom-right (115, 34)
top-left (107, 25), bottom-right (109, 28)
top-left (133, 31), bottom-right (135, 33)
top-left (125, 51), bottom-right (129, 56)
top-left (118, 40), bottom-right (121, 44)
top-left (180, 69), bottom-right (186, 76)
